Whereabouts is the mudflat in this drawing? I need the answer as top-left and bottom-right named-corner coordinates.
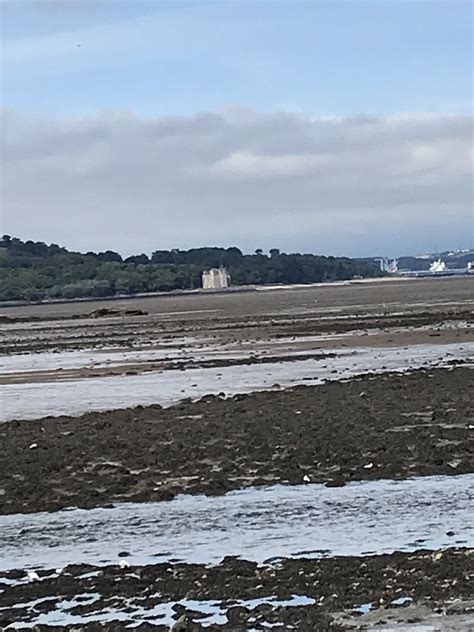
top-left (0, 366), bottom-right (472, 515)
top-left (1, 278), bottom-right (473, 358)
top-left (0, 549), bottom-right (472, 630)
top-left (1, 276), bottom-right (473, 631)
top-left (1, 276), bottom-right (473, 321)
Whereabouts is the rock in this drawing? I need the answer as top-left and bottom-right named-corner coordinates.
top-left (170, 615), bottom-right (188, 631)
top-left (326, 477), bottom-right (346, 488)
top-left (227, 606), bottom-right (249, 626)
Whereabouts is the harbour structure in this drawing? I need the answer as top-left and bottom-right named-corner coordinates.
top-left (386, 259), bottom-right (399, 274)
top-left (398, 259), bottom-right (474, 277)
top-left (429, 258), bottom-right (447, 273)
top-left (380, 250), bottom-right (474, 278)
top-left (376, 258), bottom-right (399, 274)
top-left (202, 267), bottom-right (231, 290)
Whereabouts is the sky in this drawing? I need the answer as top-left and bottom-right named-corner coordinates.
top-left (1, 0), bottom-right (473, 257)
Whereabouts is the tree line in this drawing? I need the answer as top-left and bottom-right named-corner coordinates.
top-left (0, 236), bottom-right (383, 302)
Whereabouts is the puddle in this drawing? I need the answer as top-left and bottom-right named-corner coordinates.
top-left (0, 339), bottom-right (210, 374)
top-left (338, 603), bottom-right (474, 631)
top-left (372, 622), bottom-right (471, 631)
top-left (2, 593), bottom-right (316, 629)
top-left (1, 342), bottom-right (472, 421)
top-left (0, 474), bottom-right (472, 572)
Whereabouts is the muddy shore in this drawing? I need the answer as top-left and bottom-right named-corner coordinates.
top-left (1, 366), bottom-right (472, 515)
top-left (1, 277), bottom-right (473, 358)
top-left (2, 276), bottom-right (473, 321)
top-left (1, 306), bottom-right (472, 357)
top-left (1, 278), bottom-right (473, 630)
top-left (1, 548), bottom-right (472, 630)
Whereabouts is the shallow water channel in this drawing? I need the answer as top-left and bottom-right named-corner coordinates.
top-left (1, 342), bottom-right (472, 421)
top-left (1, 474), bottom-right (472, 572)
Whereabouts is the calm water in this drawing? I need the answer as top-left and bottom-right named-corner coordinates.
top-left (1, 474), bottom-right (472, 572)
top-left (1, 342), bottom-right (472, 421)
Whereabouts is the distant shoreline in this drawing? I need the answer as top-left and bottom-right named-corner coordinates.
top-left (1, 274), bottom-right (470, 310)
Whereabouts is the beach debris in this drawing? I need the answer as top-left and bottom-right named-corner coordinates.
top-left (448, 459), bottom-right (461, 469)
top-left (303, 474), bottom-right (311, 483)
top-left (86, 307), bottom-right (148, 319)
top-left (28, 443), bottom-right (38, 450)
top-left (363, 462), bottom-right (374, 469)
top-left (391, 596), bottom-right (413, 606)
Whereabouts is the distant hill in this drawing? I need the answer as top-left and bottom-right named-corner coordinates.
top-left (0, 236), bottom-right (383, 303)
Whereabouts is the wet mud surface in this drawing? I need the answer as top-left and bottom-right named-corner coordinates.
top-left (1, 548), bottom-right (472, 630)
top-left (1, 278), bottom-right (473, 630)
top-left (1, 308), bottom-right (472, 357)
top-left (0, 351), bottom-right (340, 385)
top-left (2, 276), bottom-right (473, 321)
top-left (0, 366), bottom-right (472, 515)
top-left (1, 278), bottom-right (473, 357)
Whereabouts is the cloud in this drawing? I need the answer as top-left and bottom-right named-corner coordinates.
top-left (211, 151), bottom-right (331, 179)
top-left (1, 107), bottom-right (472, 256)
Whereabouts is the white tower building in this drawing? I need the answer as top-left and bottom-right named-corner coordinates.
top-left (202, 267), bottom-right (231, 290)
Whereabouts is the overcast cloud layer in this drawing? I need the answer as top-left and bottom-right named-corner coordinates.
top-left (1, 107), bottom-right (473, 257)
